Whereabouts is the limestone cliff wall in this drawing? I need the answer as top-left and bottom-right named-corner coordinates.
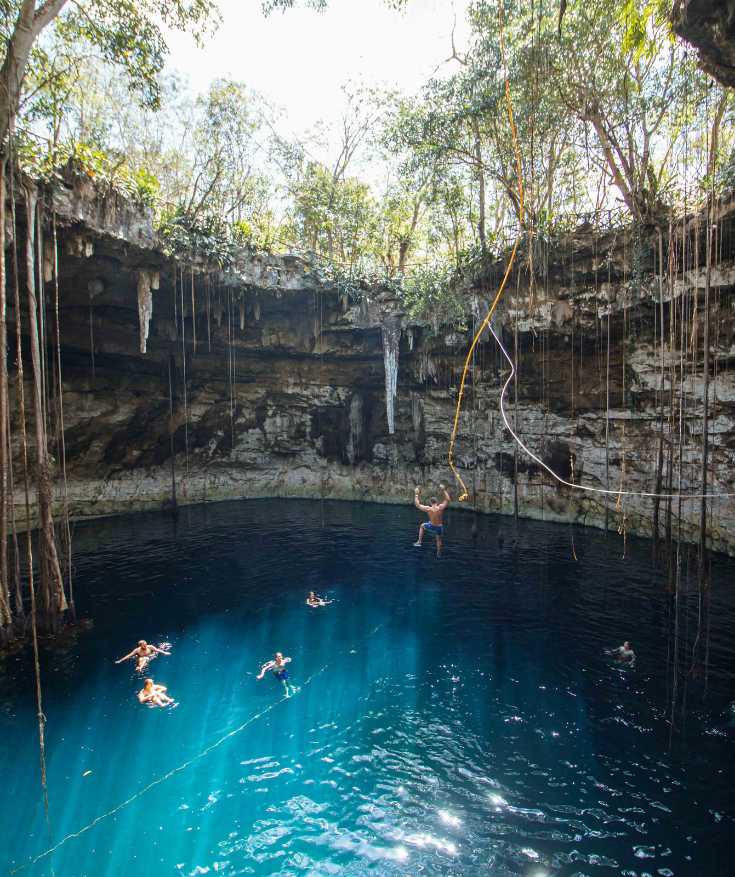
top-left (8, 183), bottom-right (735, 554)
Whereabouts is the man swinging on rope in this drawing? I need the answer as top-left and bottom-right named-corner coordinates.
top-left (413, 484), bottom-right (451, 554)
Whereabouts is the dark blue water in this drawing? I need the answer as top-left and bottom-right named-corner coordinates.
top-left (2, 500), bottom-right (735, 877)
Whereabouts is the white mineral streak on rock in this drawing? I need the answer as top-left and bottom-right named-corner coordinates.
top-left (87, 278), bottom-right (103, 299)
top-left (137, 270), bottom-right (153, 354)
top-left (382, 322), bottom-right (400, 435)
top-left (411, 392), bottom-right (423, 441)
top-left (347, 393), bottom-right (363, 464)
top-left (419, 351), bottom-right (437, 384)
top-left (43, 239), bottom-right (54, 282)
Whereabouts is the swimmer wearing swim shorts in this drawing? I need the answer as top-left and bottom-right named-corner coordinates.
top-left (257, 652), bottom-right (297, 697)
top-left (116, 640), bottom-right (171, 672)
top-left (413, 484), bottom-right (451, 555)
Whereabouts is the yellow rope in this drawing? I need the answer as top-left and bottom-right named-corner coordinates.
top-left (447, 0), bottom-right (525, 501)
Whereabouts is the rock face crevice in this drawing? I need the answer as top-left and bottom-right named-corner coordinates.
top-left (8, 183), bottom-right (735, 554)
top-left (673, 0), bottom-right (735, 89)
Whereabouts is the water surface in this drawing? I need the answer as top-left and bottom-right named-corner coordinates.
top-left (1, 499), bottom-right (734, 876)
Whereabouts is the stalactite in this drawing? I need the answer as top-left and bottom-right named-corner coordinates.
top-left (381, 321), bottom-right (400, 435)
top-left (23, 182), bottom-right (67, 627)
top-left (137, 269), bottom-right (157, 355)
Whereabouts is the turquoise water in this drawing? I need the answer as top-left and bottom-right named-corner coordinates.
top-left (2, 499), bottom-right (735, 876)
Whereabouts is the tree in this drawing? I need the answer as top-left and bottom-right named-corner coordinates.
top-left (184, 79), bottom-right (272, 225)
top-left (288, 160), bottom-right (378, 267)
top-left (0, 1), bottom-right (217, 147)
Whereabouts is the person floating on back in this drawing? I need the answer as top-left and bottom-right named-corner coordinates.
top-left (413, 484), bottom-right (451, 555)
top-left (306, 591), bottom-right (332, 608)
top-left (138, 678), bottom-right (174, 708)
top-left (116, 640), bottom-right (171, 672)
top-left (257, 651), bottom-right (298, 697)
top-left (610, 641), bottom-right (636, 665)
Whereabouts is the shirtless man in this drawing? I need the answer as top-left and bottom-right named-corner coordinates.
top-left (116, 640), bottom-right (171, 672)
top-left (257, 652), bottom-right (297, 697)
top-left (610, 641), bottom-right (636, 665)
top-left (413, 484), bottom-right (451, 554)
top-left (138, 678), bottom-right (174, 708)
top-left (306, 591), bottom-right (332, 608)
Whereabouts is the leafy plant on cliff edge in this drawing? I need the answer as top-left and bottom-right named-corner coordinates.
top-left (400, 263), bottom-right (466, 327)
top-left (16, 135), bottom-right (161, 207)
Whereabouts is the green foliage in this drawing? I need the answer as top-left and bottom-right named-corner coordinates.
top-left (0, 1), bottom-right (220, 117)
top-left (16, 136), bottom-right (160, 206)
top-left (400, 263), bottom-right (465, 325)
top-left (618, 0), bottom-right (673, 58)
top-left (157, 206), bottom-right (236, 265)
top-left (287, 160), bottom-right (380, 267)
top-left (4, 0), bottom-right (730, 330)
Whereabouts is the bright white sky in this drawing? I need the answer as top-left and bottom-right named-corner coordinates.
top-left (164, 0), bottom-right (471, 156)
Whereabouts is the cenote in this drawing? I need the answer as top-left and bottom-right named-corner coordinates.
top-left (2, 499), bottom-right (734, 877)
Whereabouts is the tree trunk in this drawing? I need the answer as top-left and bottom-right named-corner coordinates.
top-left (0, 1), bottom-right (69, 147)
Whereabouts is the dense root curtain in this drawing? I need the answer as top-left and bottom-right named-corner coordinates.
top-left (23, 182), bottom-right (67, 626)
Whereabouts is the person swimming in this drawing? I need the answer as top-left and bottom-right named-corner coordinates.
top-left (413, 484), bottom-right (451, 554)
top-left (137, 678), bottom-right (174, 708)
top-left (610, 641), bottom-right (636, 665)
top-left (257, 652), bottom-right (297, 697)
top-left (306, 591), bottom-right (332, 608)
top-left (116, 640), bottom-right (171, 672)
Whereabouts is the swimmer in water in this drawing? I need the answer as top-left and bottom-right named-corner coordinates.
top-left (257, 652), bottom-right (297, 697)
top-left (306, 591), bottom-right (332, 608)
top-left (116, 640), bottom-right (171, 672)
top-left (610, 641), bottom-right (636, 665)
top-left (137, 678), bottom-right (174, 707)
top-left (413, 484), bottom-right (451, 555)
